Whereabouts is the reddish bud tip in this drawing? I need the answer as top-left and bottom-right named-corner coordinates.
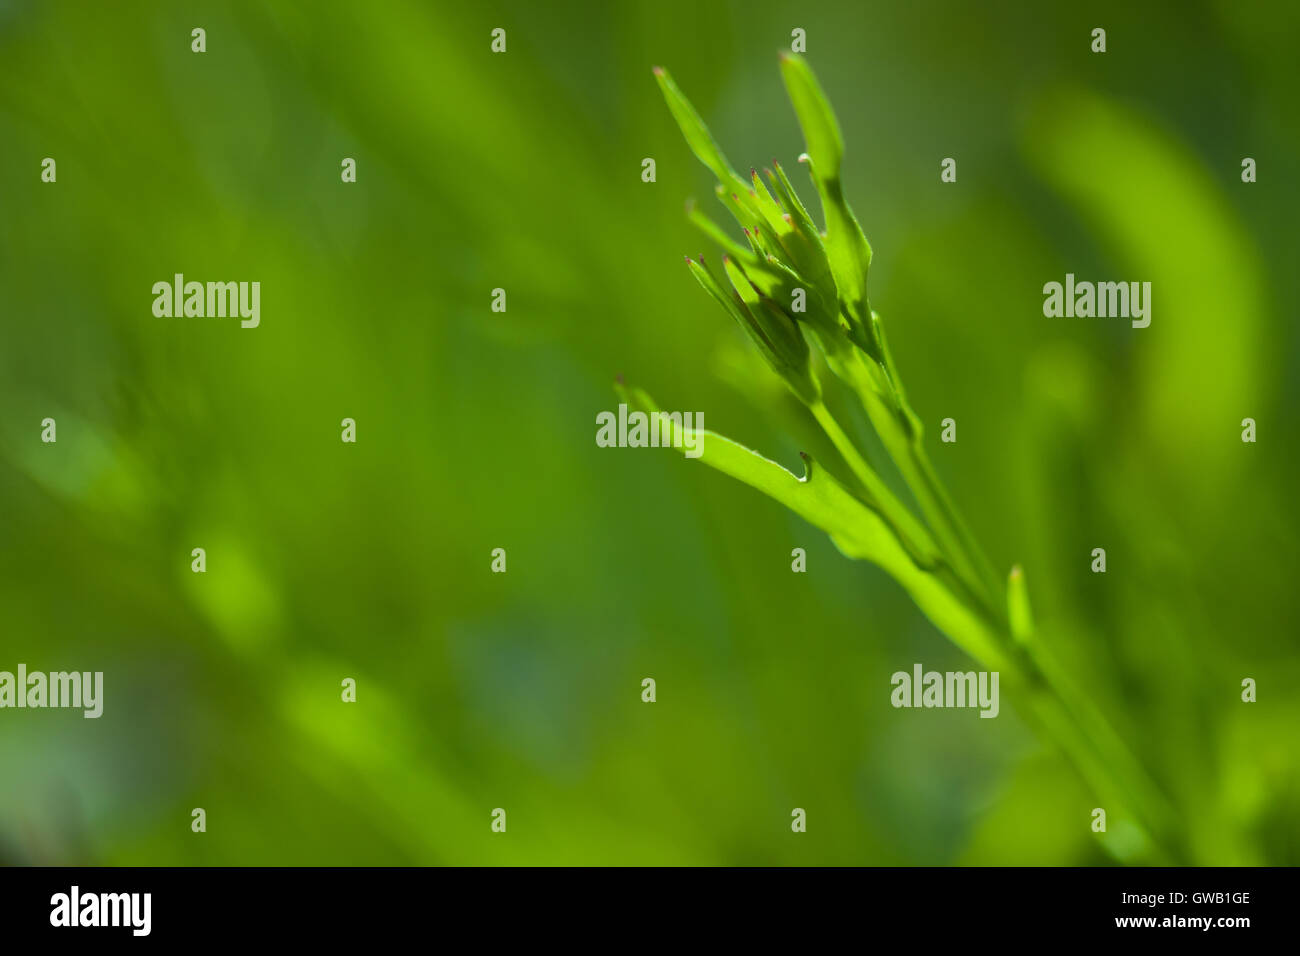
top-left (615, 373), bottom-right (626, 385)
top-left (652, 66), bottom-right (664, 76)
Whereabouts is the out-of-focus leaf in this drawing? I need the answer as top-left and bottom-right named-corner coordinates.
top-left (1008, 564), bottom-right (1034, 645)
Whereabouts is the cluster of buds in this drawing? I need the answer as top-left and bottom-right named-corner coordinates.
top-left (654, 54), bottom-right (1000, 622)
top-left (654, 57), bottom-right (891, 403)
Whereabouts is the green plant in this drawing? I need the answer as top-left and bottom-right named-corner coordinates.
top-left (631, 54), bottom-right (1181, 862)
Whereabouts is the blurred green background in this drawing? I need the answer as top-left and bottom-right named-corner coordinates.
top-left (1, 0), bottom-right (1296, 865)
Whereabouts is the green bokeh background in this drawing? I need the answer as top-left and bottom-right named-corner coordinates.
top-left (1, 0), bottom-right (1296, 865)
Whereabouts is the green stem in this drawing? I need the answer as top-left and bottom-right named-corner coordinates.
top-left (908, 437), bottom-right (1005, 608)
top-left (833, 351), bottom-right (1003, 620)
top-left (1014, 642), bottom-right (1182, 862)
top-left (809, 400), bottom-right (911, 528)
top-left (809, 400), bottom-right (977, 603)
top-left (817, 354), bottom-right (1180, 860)
top-left (915, 599), bottom-right (1181, 861)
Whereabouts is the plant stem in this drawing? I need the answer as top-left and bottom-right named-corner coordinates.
top-left (810, 397), bottom-right (1004, 624)
top-left (832, 351), bottom-right (1004, 619)
top-left (819, 356), bottom-right (1180, 860)
top-left (903, 585), bottom-right (1181, 860)
top-left (1013, 641), bottom-right (1182, 862)
top-left (809, 400), bottom-right (906, 522)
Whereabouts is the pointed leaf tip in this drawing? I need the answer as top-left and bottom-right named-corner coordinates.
top-left (654, 65), bottom-right (741, 187)
top-left (780, 54), bottom-right (844, 180)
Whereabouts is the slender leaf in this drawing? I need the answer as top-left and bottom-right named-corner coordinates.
top-left (618, 383), bottom-right (1011, 670)
top-left (653, 66), bottom-right (747, 194)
